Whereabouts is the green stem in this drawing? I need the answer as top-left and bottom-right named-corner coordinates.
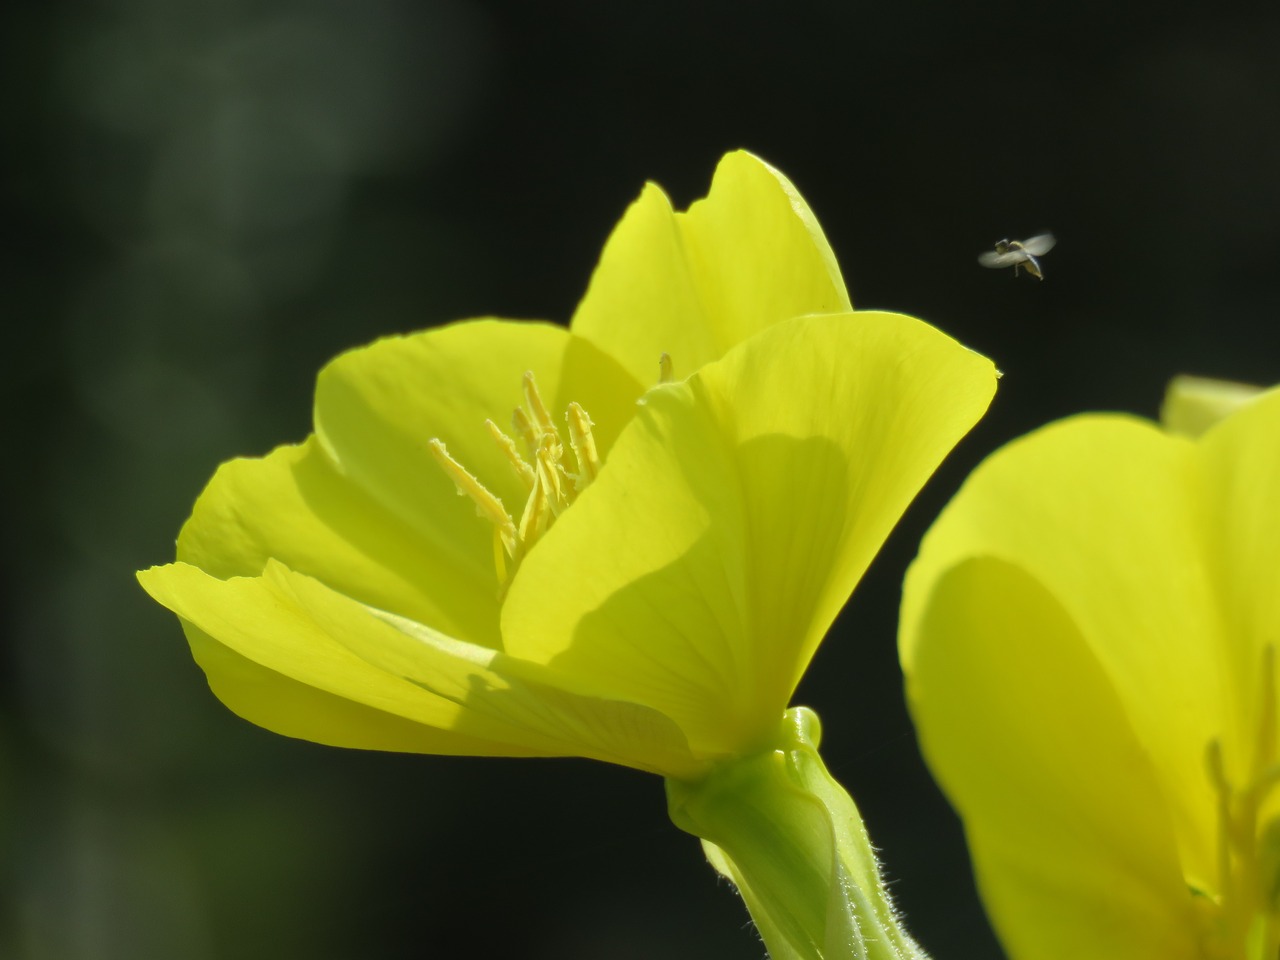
top-left (665, 707), bottom-right (930, 960)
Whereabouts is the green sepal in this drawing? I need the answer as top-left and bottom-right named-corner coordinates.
top-left (665, 707), bottom-right (929, 960)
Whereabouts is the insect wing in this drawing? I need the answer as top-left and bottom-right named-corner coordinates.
top-left (978, 249), bottom-right (1027, 268)
top-left (1019, 233), bottom-right (1056, 256)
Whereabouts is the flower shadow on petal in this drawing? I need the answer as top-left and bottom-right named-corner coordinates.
top-left (287, 439), bottom-right (504, 646)
top-left (509, 430), bottom-right (856, 767)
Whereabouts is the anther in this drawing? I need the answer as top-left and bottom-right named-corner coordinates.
top-left (1207, 738), bottom-right (1236, 906)
top-left (486, 419), bottom-right (536, 492)
top-left (566, 402), bottom-right (600, 490)
top-left (1200, 645), bottom-right (1280, 956)
top-left (511, 407), bottom-right (538, 458)
top-left (428, 439), bottom-right (518, 557)
top-left (522, 370), bottom-right (559, 439)
top-left (658, 352), bottom-right (674, 384)
top-left (518, 478), bottom-right (550, 547)
top-left (431, 370), bottom-right (603, 587)
top-left (534, 434), bottom-right (568, 515)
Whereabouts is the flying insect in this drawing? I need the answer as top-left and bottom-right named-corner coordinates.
top-left (978, 233), bottom-right (1056, 280)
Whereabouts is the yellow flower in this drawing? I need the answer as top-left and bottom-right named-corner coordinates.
top-left (139, 151), bottom-right (997, 782)
top-left (899, 386), bottom-right (1280, 960)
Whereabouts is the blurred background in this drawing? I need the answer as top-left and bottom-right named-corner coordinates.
top-left (4, 1), bottom-right (1280, 957)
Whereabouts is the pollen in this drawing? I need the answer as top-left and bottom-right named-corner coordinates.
top-left (1200, 645), bottom-right (1280, 959)
top-left (430, 370), bottom-right (601, 589)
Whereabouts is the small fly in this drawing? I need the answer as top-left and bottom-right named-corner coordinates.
top-left (978, 233), bottom-right (1057, 280)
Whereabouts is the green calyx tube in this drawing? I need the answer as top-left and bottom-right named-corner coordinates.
top-left (666, 707), bottom-right (930, 960)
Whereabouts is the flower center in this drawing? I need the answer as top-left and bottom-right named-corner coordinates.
top-left (429, 370), bottom-right (600, 589)
top-left (1200, 646), bottom-right (1280, 960)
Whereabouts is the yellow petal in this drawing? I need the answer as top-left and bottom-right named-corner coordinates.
top-left (138, 561), bottom-right (529, 755)
top-left (502, 312), bottom-right (995, 759)
top-left (139, 560), bottom-right (699, 774)
top-left (178, 320), bottom-right (645, 649)
top-left (900, 413), bottom-right (1224, 881)
top-left (904, 557), bottom-right (1201, 960)
top-left (1196, 387), bottom-right (1280, 722)
top-left (176, 437), bottom-right (503, 647)
top-left (570, 151), bottom-right (851, 386)
top-left (180, 620), bottom-right (509, 755)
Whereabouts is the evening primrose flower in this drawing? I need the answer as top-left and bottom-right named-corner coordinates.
top-left (140, 150), bottom-right (995, 779)
top-left (139, 151), bottom-right (996, 958)
top-left (899, 385), bottom-right (1280, 960)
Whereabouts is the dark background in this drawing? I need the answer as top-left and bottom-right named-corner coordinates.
top-left (5, 1), bottom-right (1280, 958)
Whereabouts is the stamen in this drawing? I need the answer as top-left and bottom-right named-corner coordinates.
top-left (486, 419), bottom-right (536, 492)
top-left (1200, 645), bottom-right (1280, 957)
top-left (535, 434), bottom-right (568, 516)
top-left (566, 402), bottom-right (600, 490)
top-left (658, 352), bottom-right (674, 383)
top-left (1207, 739), bottom-right (1236, 908)
top-left (430, 370), bottom-right (604, 587)
top-left (518, 477), bottom-right (550, 547)
top-left (1253, 646), bottom-right (1277, 782)
top-left (1260, 820), bottom-right (1280, 922)
top-left (522, 370), bottom-right (559, 439)
top-left (428, 439), bottom-right (518, 557)
top-left (511, 407), bottom-right (538, 458)
top-left (491, 527), bottom-right (508, 583)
